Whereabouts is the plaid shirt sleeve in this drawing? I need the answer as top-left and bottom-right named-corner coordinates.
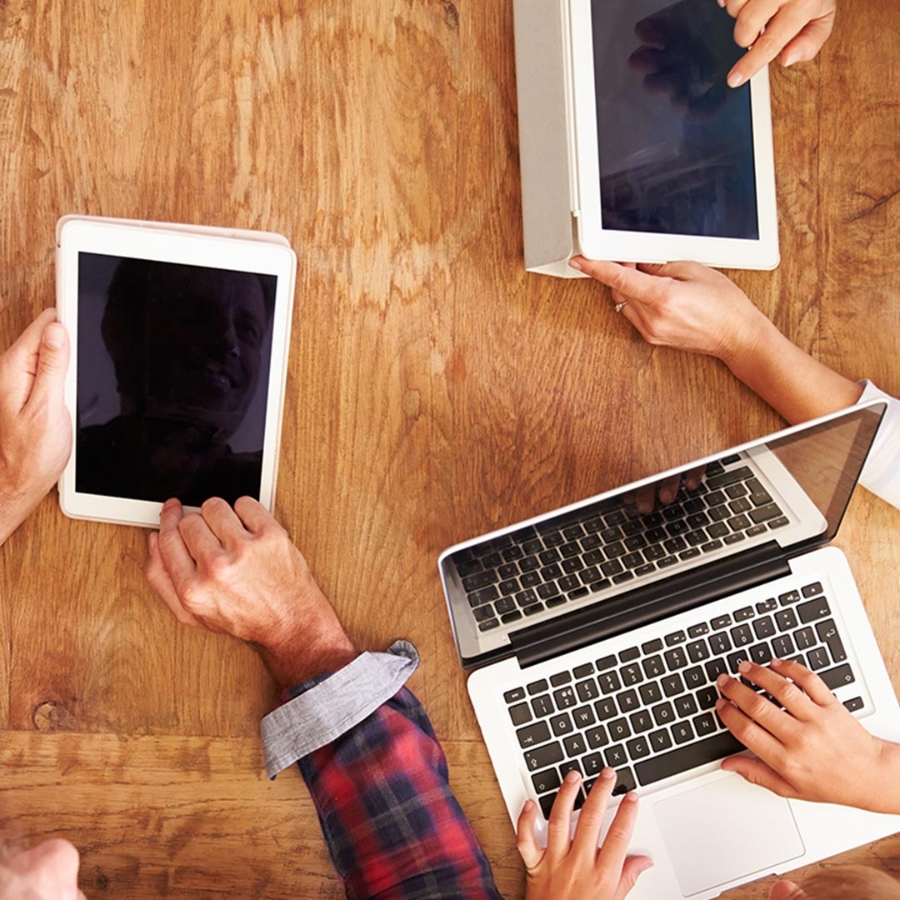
top-left (294, 684), bottom-right (504, 900)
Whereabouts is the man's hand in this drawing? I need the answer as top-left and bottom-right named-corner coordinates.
top-left (724, 0), bottom-right (836, 87)
top-left (717, 659), bottom-right (900, 813)
top-left (145, 497), bottom-right (357, 688)
top-left (0, 304), bottom-right (72, 546)
top-left (517, 769), bottom-right (652, 900)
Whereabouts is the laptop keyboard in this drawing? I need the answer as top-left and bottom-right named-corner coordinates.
top-left (453, 456), bottom-right (790, 634)
top-left (502, 580), bottom-right (861, 819)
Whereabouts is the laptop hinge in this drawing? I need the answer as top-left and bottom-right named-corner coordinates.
top-left (510, 541), bottom-right (790, 669)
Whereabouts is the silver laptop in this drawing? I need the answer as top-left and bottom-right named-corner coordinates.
top-left (439, 402), bottom-right (900, 899)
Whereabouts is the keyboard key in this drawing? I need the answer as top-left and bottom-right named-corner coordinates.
top-left (768, 516), bottom-right (790, 529)
top-left (538, 793), bottom-right (557, 819)
top-left (665, 630), bottom-right (687, 646)
top-left (499, 579), bottom-right (519, 596)
top-left (675, 695), bottom-right (698, 718)
top-left (601, 560), bottom-right (624, 577)
top-left (501, 611), bottom-right (523, 624)
top-left (687, 640), bottom-right (710, 663)
top-left (709, 632), bottom-right (731, 654)
top-left (617, 689), bottom-right (640, 713)
top-left (807, 647), bottom-right (829, 671)
top-left (749, 503), bottom-right (782, 524)
top-left (516, 589), bottom-right (539, 608)
top-left (550, 713), bottom-right (574, 736)
top-left (527, 679), bottom-right (548, 695)
top-left (843, 697), bottom-right (864, 713)
top-left (802, 582), bottom-right (824, 598)
top-left (652, 702), bottom-right (676, 726)
top-left (726, 651), bottom-right (749, 673)
top-left (576, 679), bottom-right (600, 702)
top-left (693, 712), bottom-right (717, 737)
top-left (711, 615), bottom-right (732, 630)
top-left (729, 498), bottom-right (752, 515)
top-left (697, 686), bottom-right (718, 710)
top-left (734, 606), bottom-right (754, 621)
top-left (679, 548), bottom-right (702, 561)
top-left (627, 737), bottom-right (651, 760)
top-left (643, 655), bottom-right (665, 678)
top-left (701, 539), bottom-right (725, 553)
top-left (619, 646), bottom-right (640, 663)
top-left (730, 624), bottom-right (753, 647)
top-left (658, 555), bottom-right (679, 568)
top-left (509, 703), bottom-right (532, 726)
top-left (772, 634), bottom-right (795, 658)
top-left (517, 721), bottom-right (551, 748)
top-left (468, 585), bottom-right (499, 607)
top-left (532, 695), bottom-right (554, 717)
top-left (749, 642), bottom-right (772, 665)
top-left (594, 698), bottom-right (617, 720)
top-left (498, 563), bottom-right (519, 580)
top-left (520, 571), bottom-right (541, 589)
top-left (558, 575), bottom-right (581, 593)
top-left (794, 627), bottom-right (815, 650)
top-left (683, 666), bottom-right (705, 690)
top-left (819, 664), bottom-right (856, 690)
top-left (672, 721), bottom-right (695, 744)
top-left (641, 638), bottom-right (664, 653)
top-left (775, 609), bottom-right (798, 631)
top-left (473, 606), bottom-right (496, 622)
top-left (708, 505), bottom-right (730, 523)
top-left (537, 583), bottom-right (560, 600)
top-left (564, 734), bottom-right (588, 757)
top-left (599, 672), bottom-right (622, 694)
top-left (532, 768), bottom-right (561, 795)
top-left (582, 751), bottom-right (605, 776)
top-left (724, 533), bottom-right (746, 545)
top-left (798, 596), bottom-right (831, 624)
top-left (664, 648), bottom-right (688, 670)
top-left (635, 731), bottom-right (744, 786)
top-left (816, 620), bottom-right (847, 663)
top-left (705, 658), bottom-right (727, 681)
top-left (553, 687), bottom-right (577, 709)
top-left (662, 674), bottom-right (685, 697)
top-left (608, 718), bottom-right (631, 741)
top-left (573, 705), bottom-right (596, 728)
top-left (504, 687), bottom-right (526, 704)
top-left (649, 728), bottom-right (673, 752)
top-left (727, 514), bottom-right (751, 531)
top-left (519, 555), bottom-right (540, 572)
top-left (550, 671), bottom-right (572, 687)
top-left (778, 589), bottom-right (802, 606)
top-left (540, 564), bottom-right (562, 581)
top-left (746, 524), bottom-right (767, 537)
top-left (462, 571), bottom-right (498, 592)
top-left (559, 760), bottom-right (582, 780)
top-left (639, 682), bottom-right (663, 705)
top-left (605, 744), bottom-right (627, 767)
top-left (587, 722), bottom-right (610, 748)
top-left (756, 598), bottom-right (778, 613)
top-left (596, 655), bottom-right (616, 672)
top-left (620, 664), bottom-right (643, 686)
top-left (706, 465), bottom-right (752, 489)
top-left (546, 595), bottom-right (566, 608)
top-left (688, 623), bottom-right (710, 638)
top-left (629, 710), bottom-right (654, 733)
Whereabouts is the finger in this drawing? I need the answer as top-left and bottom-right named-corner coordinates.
top-left (515, 799), bottom-right (544, 869)
top-left (683, 464), bottom-right (707, 492)
top-left (614, 854), bottom-right (655, 900)
top-left (200, 497), bottom-right (250, 547)
top-left (0, 309), bottom-right (58, 411)
top-left (634, 483), bottom-right (657, 515)
top-left (729, 8), bottom-right (816, 85)
top-left (732, 0), bottom-right (791, 47)
top-left (656, 473), bottom-right (681, 506)
top-left (637, 260), bottom-right (713, 282)
top-left (145, 531), bottom-right (202, 627)
top-left (715, 691), bottom-right (787, 761)
top-left (546, 770), bottom-right (582, 857)
top-left (779, 15), bottom-right (835, 66)
top-left (571, 767), bottom-right (617, 856)
top-left (570, 257), bottom-right (663, 302)
top-left (156, 499), bottom-right (198, 592)
top-left (717, 671), bottom-right (797, 741)
top-left (178, 511), bottom-right (225, 563)
top-left (720, 754), bottom-right (799, 797)
top-left (724, 0), bottom-right (753, 19)
top-left (28, 321), bottom-right (70, 411)
top-left (233, 495), bottom-right (278, 534)
top-left (770, 657), bottom-right (838, 706)
top-left (597, 791), bottom-right (641, 875)
top-left (734, 660), bottom-right (818, 720)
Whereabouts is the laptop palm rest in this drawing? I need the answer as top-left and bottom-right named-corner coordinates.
top-left (653, 775), bottom-right (805, 896)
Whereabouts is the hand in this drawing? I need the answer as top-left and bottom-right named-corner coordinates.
top-left (570, 257), bottom-right (769, 363)
top-left (145, 496), bottom-right (357, 687)
top-left (724, 0), bottom-right (836, 87)
top-left (717, 658), bottom-right (900, 813)
top-left (517, 769), bottom-right (652, 900)
top-left (0, 304), bottom-right (72, 546)
top-left (625, 466), bottom-right (707, 515)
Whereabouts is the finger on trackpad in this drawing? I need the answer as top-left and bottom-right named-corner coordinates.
top-left (653, 775), bottom-right (805, 896)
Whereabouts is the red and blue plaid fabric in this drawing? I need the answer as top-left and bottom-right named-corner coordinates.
top-left (297, 687), bottom-right (504, 900)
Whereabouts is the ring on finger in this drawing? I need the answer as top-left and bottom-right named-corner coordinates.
top-left (614, 301), bottom-right (629, 314)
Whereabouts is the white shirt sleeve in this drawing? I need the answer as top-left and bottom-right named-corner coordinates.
top-left (857, 381), bottom-right (900, 510)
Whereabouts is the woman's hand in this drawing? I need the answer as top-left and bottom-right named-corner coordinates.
top-left (717, 658), bottom-right (900, 813)
top-left (723, 0), bottom-right (836, 87)
top-left (517, 768), bottom-right (653, 900)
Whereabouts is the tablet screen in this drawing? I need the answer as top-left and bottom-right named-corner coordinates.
top-left (75, 253), bottom-right (276, 506)
top-left (592, 0), bottom-right (759, 239)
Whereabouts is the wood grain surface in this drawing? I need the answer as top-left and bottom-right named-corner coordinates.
top-left (1, 1), bottom-right (899, 897)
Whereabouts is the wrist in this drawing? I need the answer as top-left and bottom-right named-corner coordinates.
top-left (255, 620), bottom-right (358, 690)
top-left (717, 307), bottom-right (779, 374)
top-left (868, 739), bottom-right (900, 813)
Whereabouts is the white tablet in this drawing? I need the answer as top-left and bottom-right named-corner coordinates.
top-left (56, 215), bottom-right (297, 528)
top-left (568, 0), bottom-right (779, 269)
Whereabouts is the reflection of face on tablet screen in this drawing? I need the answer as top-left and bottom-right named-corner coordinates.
top-left (592, 0), bottom-right (758, 239)
top-left (75, 253), bottom-right (276, 507)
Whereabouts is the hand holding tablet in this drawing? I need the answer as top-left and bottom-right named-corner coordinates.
top-left (56, 216), bottom-right (297, 528)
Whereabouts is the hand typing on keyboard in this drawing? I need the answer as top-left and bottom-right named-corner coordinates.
top-left (517, 767), bottom-right (653, 900)
top-left (716, 658), bottom-right (900, 813)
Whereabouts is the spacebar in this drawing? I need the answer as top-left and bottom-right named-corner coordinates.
top-left (635, 733), bottom-right (745, 787)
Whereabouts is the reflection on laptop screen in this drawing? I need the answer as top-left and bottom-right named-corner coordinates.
top-left (75, 252), bottom-right (277, 507)
top-left (591, 0), bottom-right (759, 239)
top-left (443, 404), bottom-right (885, 667)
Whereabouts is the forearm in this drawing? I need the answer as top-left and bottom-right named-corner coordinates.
top-left (297, 688), bottom-right (502, 900)
top-left (722, 315), bottom-right (863, 425)
top-left (870, 740), bottom-right (900, 814)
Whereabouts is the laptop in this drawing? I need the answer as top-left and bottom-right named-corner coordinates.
top-left (438, 402), bottom-right (900, 899)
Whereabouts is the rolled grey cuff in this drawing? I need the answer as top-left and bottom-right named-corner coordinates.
top-left (259, 639), bottom-right (419, 779)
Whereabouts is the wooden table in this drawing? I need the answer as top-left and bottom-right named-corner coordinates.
top-left (1, 2), bottom-right (899, 897)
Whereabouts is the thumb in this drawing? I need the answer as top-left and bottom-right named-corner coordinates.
top-left (515, 800), bottom-right (544, 869)
top-left (29, 322), bottom-right (70, 408)
top-left (780, 17), bottom-right (835, 67)
top-left (614, 855), bottom-right (654, 900)
top-left (720, 756), bottom-right (797, 798)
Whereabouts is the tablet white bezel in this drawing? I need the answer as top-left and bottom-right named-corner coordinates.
top-left (567, 0), bottom-right (779, 269)
top-left (56, 216), bottom-right (297, 528)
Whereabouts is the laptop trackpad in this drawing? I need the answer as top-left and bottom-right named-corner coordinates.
top-left (653, 776), bottom-right (805, 897)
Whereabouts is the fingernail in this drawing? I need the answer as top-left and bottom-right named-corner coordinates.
top-left (523, 799), bottom-right (535, 812)
top-left (600, 767), bottom-right (616, 781)
top-left (716, 673), bottom-right (730, 688)
top-left (43, 323), bottom-right (65, 349)
top-left (660, 490), bottom-right (674, 504)
top-left (782, 51), bottom-right (800, 68)
top-left (624, 791), bottom-right (639, 803)
top-left (565, 770), bottom-right (581, 784)
top-left (715, 698), bottom-right (727, 711)
top-left (727, 71), bottom-right (745, 88)
top-left (717, 0), bottom-right (725, 6)
top-left (738, 660), bottom-right (751, 673)
top-left (770, 657), bottom-right (783, 666)
top-left (569, 257), bottom-right (583, 272)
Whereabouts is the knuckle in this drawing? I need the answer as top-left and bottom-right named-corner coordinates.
top-left (205, 551), bottom-right (234, 582)
top-left (201, 496), bottom-right (227, 516)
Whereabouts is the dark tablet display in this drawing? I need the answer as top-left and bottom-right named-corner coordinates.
top-left (591, 0), bottom-right (759, 239)
top-left (75, 253), bottom-right (276, 506)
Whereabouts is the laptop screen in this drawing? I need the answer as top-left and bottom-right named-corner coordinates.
top-left (441, 403), bottom-right (886, 668)
top-left (590, 0), bottom-right (759, 239)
